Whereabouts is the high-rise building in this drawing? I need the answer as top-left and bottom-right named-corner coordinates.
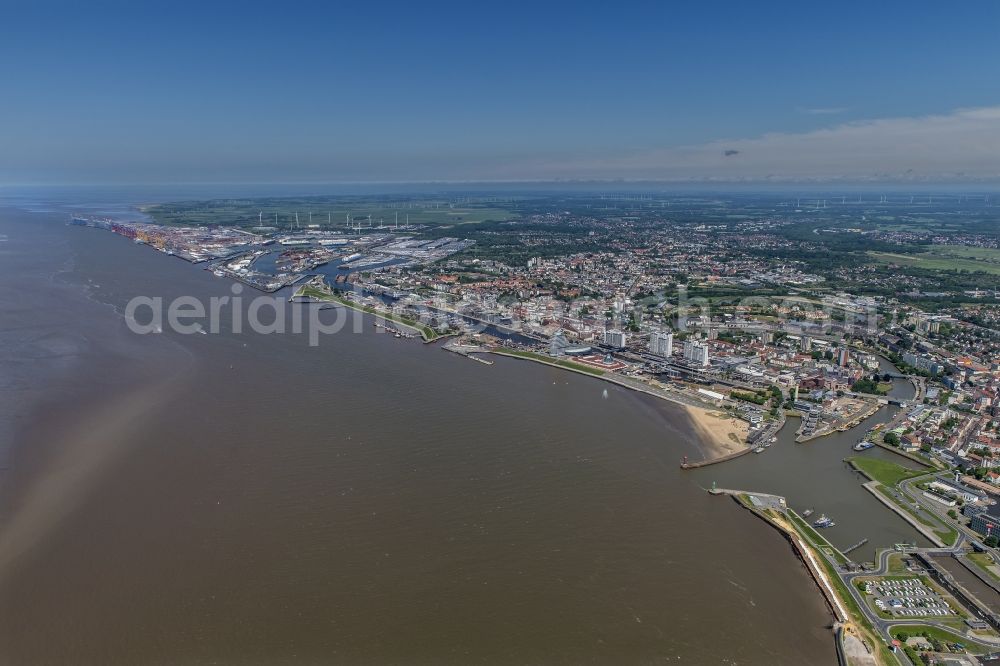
top-left (603, 329), bottom-right (627, 349)
top-left (837, 347), bottom-right (850, 367)
top-left (683, 340), bottom-right (710, 367)
top-left (650, 331), bottom-right (673, 358)
top-left (800, 336), bottom-right (812, 352)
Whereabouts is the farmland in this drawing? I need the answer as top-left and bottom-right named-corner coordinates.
top-left (870, 244), bottom-right (1000, 276)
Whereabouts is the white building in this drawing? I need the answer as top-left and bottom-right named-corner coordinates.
top-left (650, 331), bottom-right (673, 358)
top-left (683, 340), bottom-right (710, 367)
top-left (603, 329), bottom-right (627, 349)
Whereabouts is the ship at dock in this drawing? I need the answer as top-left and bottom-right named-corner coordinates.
top-left (813, 514), bottom-right (835, 528)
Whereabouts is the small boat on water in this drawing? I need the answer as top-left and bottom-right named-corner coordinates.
top-left (770, 436), bottom-right (777, 443)
top-left (853, 441), bottom-right (875, 451)
top-left (753, 446), bottom-right (765, 454)
top-left (813, 514), bottom-right (835, 528)
top-left (802, 508), bottom-right (814, 517)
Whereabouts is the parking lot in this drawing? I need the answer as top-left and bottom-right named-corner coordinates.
top-left (861, 577), bottom-right (955, 618)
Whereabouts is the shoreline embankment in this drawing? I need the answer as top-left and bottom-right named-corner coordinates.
top-left (487, 349), bottom-right (749, 463)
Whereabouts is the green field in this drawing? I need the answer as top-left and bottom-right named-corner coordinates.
top-left (877, 484), bottom-right (957, 545)
top-left (849, 457), bottom-right (928, 487)
top-left (967, 552), bottom-right (1000, 583)
top-left (890, 624), bottom-right (992, 655)
top-left (498, 349), bottom-right (606, 376)
top-left (788, 510), bottom-right (849, 565)
top-left (850, 458), bottom-right (958, 545)
top-left (870, 244), bottom-right (1000, 276)
top-left (885, 553), bottom-right (911, 575)
top-left (144, 196), bottom-right (519, 230)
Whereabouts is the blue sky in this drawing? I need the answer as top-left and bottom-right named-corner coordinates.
top-left (3, 0), bottom-right (1000, 184)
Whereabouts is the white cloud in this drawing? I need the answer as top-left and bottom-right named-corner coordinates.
top-left (522, 106), bottom-right (1000, 182)
top-left (798, 106), bottom-right (848, 115)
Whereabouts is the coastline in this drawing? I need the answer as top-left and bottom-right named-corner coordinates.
top-left (685, 405), bottom-right (750, 459)
top-left (291, 283), bottom-right (447, 342)
top-left (487, 349), bottom-right (748, 462)
top-left (721, 490), bottom-right (893, 666)
top-left (1, 205), bottom-right (853, 663)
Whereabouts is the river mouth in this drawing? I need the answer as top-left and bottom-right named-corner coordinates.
top-left (0, 204), bottom-right (840, 664)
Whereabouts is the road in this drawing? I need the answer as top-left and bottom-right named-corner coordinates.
top-left (823, 465), bottom-right (1000, 659)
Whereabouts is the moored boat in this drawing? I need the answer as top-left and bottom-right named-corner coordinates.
top-left (813, 514), bottom-right (835, 528)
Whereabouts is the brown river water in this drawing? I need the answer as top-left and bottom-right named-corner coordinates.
top-left (0, 203), bottom-right (923, 664)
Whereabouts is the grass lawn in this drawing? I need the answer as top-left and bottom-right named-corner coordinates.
top-left (788, 510), bottom-right (849, 565)
top-left (930, 244), bottom-right (1000, 266)
top-left (886, 553), bottom-right (911, 575)
top-left (868, 482), bottom-right (958, 545)
top-left (849, 457), bottom-right (928, 488)
top-left (890, 624), bottom-right (992, 655)
top-left (298, 286), bottom-right (330, 300)
top-left (499, 349), bottom-right (606, 376)
top-left (967, 552), bottom-right (1000, 584)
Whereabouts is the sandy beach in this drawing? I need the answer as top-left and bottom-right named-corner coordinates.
top-left (684, 405), bottom-right (750, 458)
